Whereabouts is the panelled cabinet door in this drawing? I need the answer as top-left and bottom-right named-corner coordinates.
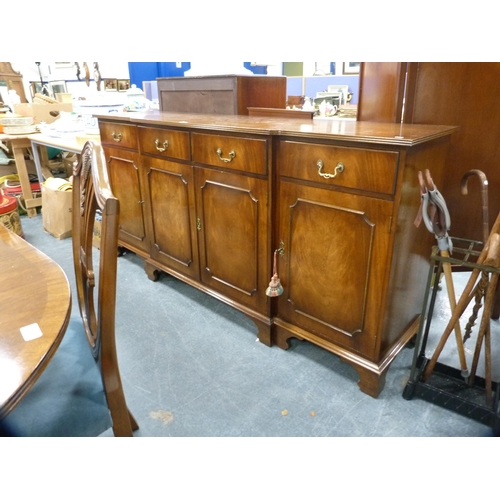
top-left (143, 156), bottom-right (199, 280)
top-left (194, 167), bottom-right (269, 314)
top-left (103, 147), bottom-right (149, 254)
top-left (277, 180), bottom-right (394, 359)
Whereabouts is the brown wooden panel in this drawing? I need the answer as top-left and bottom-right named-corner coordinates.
top-left (236, 77), bottom-right (287, 114)
top-left (409, 62), bottom-right (500, 242)
top-left (248, 107), bottom-right (314, 119)
top-left (357, 62), bottom-right (406, 123)
top-left (277, 179), bottom-right (393, 359)
top-left (103, 147), bottom-right (148, 252)
top-left (99, 122), bottom-right (138, 150)
top-left (359, 62), bottom-right (500, 242)
top-left (192, 132), bottom-right (268, 175)
top-left (161, 90), bottom-right (236, 115)
top-left (195, 168), bottom-right (269, 313)
top-left (279, 140), bottom-right (399, 195)
top-left (138, 126), bottom-right (190, 160)
top-left (145, 157), bottom-right (199, 279)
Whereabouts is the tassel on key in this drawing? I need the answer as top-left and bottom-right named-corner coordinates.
top-left (265, 249), bottom-right (283, 297)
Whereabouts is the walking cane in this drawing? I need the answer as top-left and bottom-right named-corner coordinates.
top-left (461, 170), bottom-right (490, 341)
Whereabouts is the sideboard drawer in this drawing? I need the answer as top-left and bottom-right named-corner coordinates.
top-left (279, 140), bottom-right (399, 195)
top-left (191, 132), bottom-right (267, 175)
top-left (99, 122), bottom-right (138, 150)
top-left (138, 126), bottom-right (190, 161)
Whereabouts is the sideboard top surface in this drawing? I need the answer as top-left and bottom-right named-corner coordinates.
top-left (95, 111), bottom-right (458, 147)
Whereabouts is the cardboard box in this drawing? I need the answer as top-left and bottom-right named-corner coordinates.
top-left (13, 102), bottom-right (73, 124)
top-left (55, 93), bottom-right (73, 104)
top-left (41, 181), bottom-right (73, 239)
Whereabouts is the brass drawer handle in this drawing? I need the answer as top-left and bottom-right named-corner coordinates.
top-left (317, 160), bottom-right (344, 179)
top-left (111, 132), bottom-right (122, 142)
top-left (155, 139), bottom-right (169, 152)
top-left (216, 148), bottom-right (236, 163)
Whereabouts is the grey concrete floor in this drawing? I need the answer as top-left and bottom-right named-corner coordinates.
top-left (16, 213), bottom-right (498, 437)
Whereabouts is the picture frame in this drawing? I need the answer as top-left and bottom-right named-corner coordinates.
top-left (343, 62), bottom-right (361, 75)
top-left (117, 79), bottom-right (130, 92)
top-left (30, 81), bottom-right (44, 98)
top-left (49, 80), bottom-right (67, 97)
top-left (104, 78), bottom-right (118, 91)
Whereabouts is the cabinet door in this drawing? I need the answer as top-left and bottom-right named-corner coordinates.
top-left (143, 156), bottom-right (199, 280)
top-left (103, 147), bottom-right (148, 254)
top-left (195, 167), bottom-right (269, 314)
top-left (278, 179), bottom-right (394, 359)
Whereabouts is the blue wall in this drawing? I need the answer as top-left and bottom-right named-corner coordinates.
top-left (128, 62), bottom-right (191, 87)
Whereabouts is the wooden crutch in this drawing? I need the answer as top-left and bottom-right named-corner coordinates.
top-left (417, 170), bottom-right (468, 375)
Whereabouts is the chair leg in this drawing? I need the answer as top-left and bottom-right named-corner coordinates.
top-left (128, 409), bottom-right (139, 431)
top-left (104, 373), bottom-right (139, 436)
top-left (108, 397), bottom-right (136, 437)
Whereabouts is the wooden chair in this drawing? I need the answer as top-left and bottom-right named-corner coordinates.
top-left (71, 140), bottom-right (138, 436)
top-left (3, 141), bottom-right (138, 437)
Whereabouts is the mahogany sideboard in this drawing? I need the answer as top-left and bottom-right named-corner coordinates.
top-left (96, 111), bottom-right (457, 397)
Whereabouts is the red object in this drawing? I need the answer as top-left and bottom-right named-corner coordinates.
top-left (0, 193), bottom-right (17, 214)
top-left (2, 182), bottom-right (41, 196)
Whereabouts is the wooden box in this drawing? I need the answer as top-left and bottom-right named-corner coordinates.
top-left (157, 74), bottom-right (287, 115)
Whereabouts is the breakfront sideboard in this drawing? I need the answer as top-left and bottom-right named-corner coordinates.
top-left (97, 111), bottom-right (457, 397)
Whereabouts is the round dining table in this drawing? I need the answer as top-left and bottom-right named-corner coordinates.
top-left (0, 223), bottom-right (71, 419)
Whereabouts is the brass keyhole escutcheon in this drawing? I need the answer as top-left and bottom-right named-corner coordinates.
top-left (277, 240), bottom-right (285, 257)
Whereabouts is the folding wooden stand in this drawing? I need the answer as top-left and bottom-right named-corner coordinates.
top-left (403, 237), bottom-right (500, 436)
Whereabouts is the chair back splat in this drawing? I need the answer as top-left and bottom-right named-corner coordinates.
top-left (72, 141), bottom-right (138, 436)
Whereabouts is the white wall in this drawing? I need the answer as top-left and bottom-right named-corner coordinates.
top-left (10, 62), bottom-right (130, 101)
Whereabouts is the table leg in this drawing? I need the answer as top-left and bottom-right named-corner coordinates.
top-left (30, 142), bottom-right (48, 184)
top-left (11, 138), bottom-right (41, 218)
